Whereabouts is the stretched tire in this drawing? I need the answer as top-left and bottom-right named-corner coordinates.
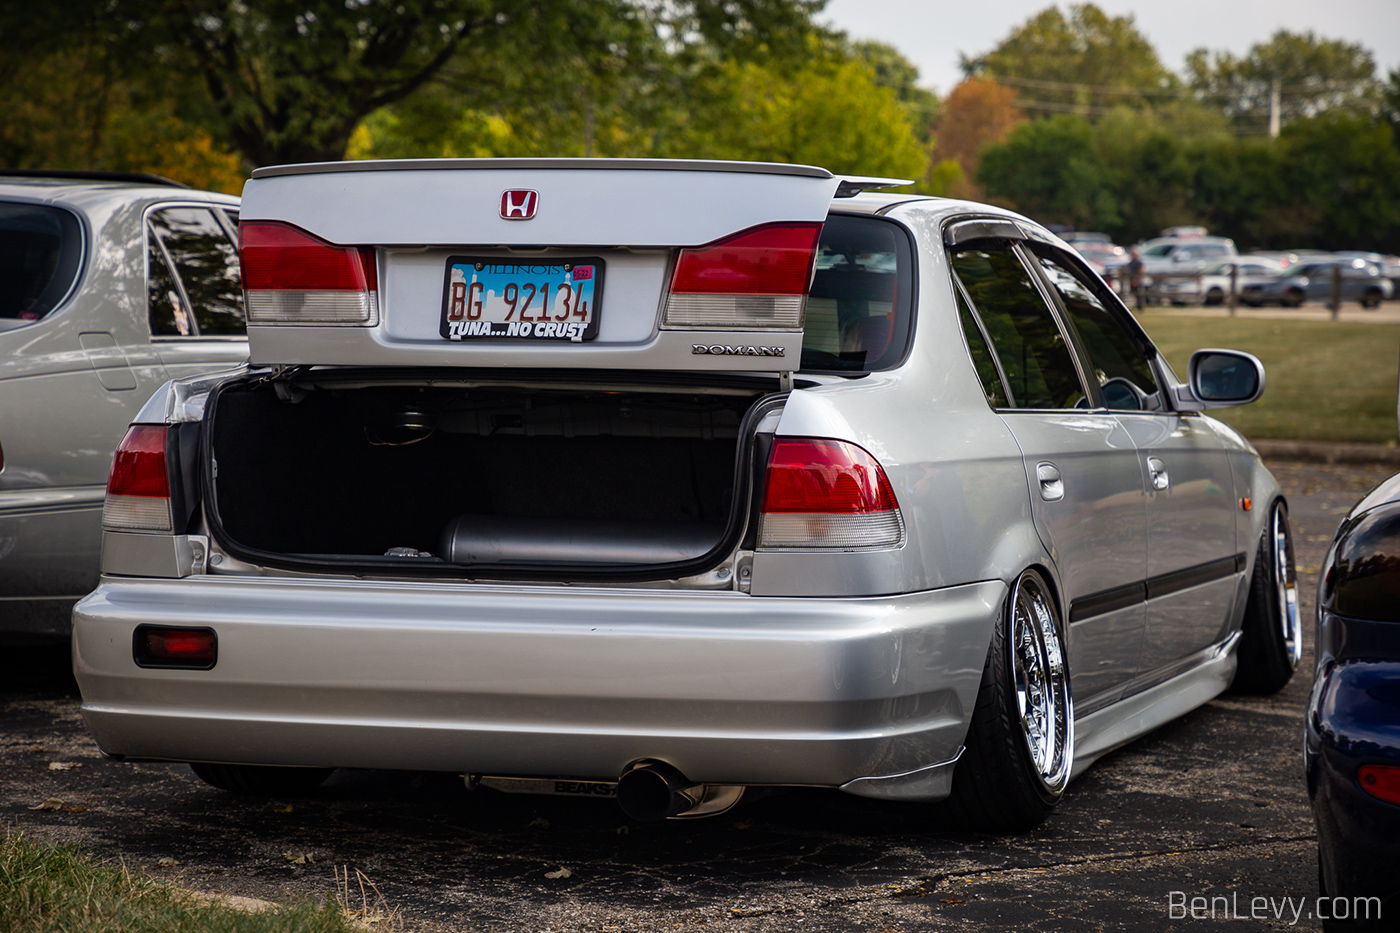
top-left (189, 762), bottom-right (334, 796)
top-left (1231, 501), bottom-right (1301, 694)
top-left (942, 569), bottom-right (1073, 832)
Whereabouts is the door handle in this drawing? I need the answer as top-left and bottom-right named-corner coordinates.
top-left (1147, 457), bottom-right (1169, 491)
top-left (1036, 462), bottom-right (1064, 501)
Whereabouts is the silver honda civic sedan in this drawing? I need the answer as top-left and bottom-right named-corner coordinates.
top-left (72, 159), bottom-right (1298, 831)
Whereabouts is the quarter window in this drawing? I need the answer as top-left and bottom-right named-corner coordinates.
top-left (950, 245), bottom-right (1085, 410)
top-left (1031, 249), bottom-right (1160, 411)
top-left (146, 207), bottom-right (245, 337)
top-left (801, 215), bottom-right (913, 373)
top-left (0, 202), bottom-right (83, 325)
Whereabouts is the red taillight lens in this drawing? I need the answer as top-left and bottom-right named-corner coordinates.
top-left (1359, 764), bottom-right (1400, 806)
top-left (663, 222), bottom-right (822, 329)
top-left (759, 438), bottom-right (903, 549)
top-left (135, 625), bottom-right (217, 668)
top-left (240, 221), bottom-right (378, 324)
top-left (104, 424), bottom-right (172, 532)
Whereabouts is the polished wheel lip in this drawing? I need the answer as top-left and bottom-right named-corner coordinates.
top-left (1274, 505), bottom-right (1303, 670)
top-left (1010, 573), bottom-right (1074, 793)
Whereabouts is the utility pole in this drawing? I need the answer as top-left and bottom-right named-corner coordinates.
top-left (1269, 79), bottom-right (1281, 139)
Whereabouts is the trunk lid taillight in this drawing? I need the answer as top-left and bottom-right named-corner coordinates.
top-left (662, 222), bottom-right (822, 330)
top-left (103, 424), bottom-right (173, 533)
top-left (240, 220), bottom-right (378, 325)
top-left (758, 438), bottom-right (904, 549)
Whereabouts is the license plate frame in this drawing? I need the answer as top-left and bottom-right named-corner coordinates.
top-left (439, 257), bottom-right (603, 343)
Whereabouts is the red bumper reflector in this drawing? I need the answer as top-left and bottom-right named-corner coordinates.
top-left (1359, 764), bottom-right (1400, 806)
top-left (134, 626), bottom-right (217, 668)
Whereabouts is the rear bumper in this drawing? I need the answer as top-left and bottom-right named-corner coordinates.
top-left (73, 575), bottom-right (1002, 798)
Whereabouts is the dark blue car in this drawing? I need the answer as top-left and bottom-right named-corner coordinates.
top-left (1308, 474), bottom-right (1400, 929)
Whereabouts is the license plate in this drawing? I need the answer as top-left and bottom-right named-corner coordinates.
top-left (440, 258), bottom-right (602, 342)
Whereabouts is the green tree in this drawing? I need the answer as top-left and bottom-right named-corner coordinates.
top-left (851, 40), bottom-right (940, 143)
top-left (1186, 30), bottom-right (1379, 131)
top-left (961, 3), bottom-right (1177, 116)
top-left (976, 114), bottom-right (1117, 229)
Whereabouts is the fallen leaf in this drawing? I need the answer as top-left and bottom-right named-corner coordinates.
top-left (62, 807), bottom-right (86, 813)
top-left (614, 826), bottom-right (630, 836)
top-left (27, 746), bottom-right (47, 755)
top-left (731, 819), bottom-right (753, 830)
top-left (48, 762), bottom-right (79, 771)
top-left (527, 817), bottom-right (550, 829)
top-left (282, 852), bottom-right (315, 865)
top-left (157, 857), bottom-right (180, 867)
top-left (28, 798), bottom-right (63, 811)
top-left (544, 867), bottom-right (572, 879)
top-left (938, 897), bottom-right (964, 905)
top-left (270, 803), bottom-right (294, 814)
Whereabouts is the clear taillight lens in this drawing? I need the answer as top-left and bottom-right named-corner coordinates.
top-left (240, 221), bottom-right (379, 325)
top-left (662, 222), bottom-right (822, 330)
top-left (758, 438), bottom-right (904, 549)
top-left (103, 424), bottom-right (173, 533)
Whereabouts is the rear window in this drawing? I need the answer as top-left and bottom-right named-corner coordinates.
top-left (801, 215), bottom-right (913, 373)
top-left (0, 202), bottom-right (83, 325)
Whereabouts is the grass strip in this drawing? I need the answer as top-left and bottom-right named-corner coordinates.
top-left (1137, 312), bottom-right (1400, 445)
top-left (0, 831), bottom-right (361, 933)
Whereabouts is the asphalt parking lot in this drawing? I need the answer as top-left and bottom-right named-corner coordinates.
top-left (1, 456), bottom-right (1392, 932)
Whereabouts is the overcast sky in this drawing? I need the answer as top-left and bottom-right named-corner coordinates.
top-left (820, 0), bottom-right (1400, 95)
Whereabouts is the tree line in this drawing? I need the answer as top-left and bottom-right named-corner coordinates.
top-left (3, 1), bottom-right (1397, 252)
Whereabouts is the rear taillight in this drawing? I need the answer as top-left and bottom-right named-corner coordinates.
top-left (663, 222), bottom-right (822, 330)
top-left (240, 220), bottom-right (378, 325)
top-left (758, 438), bottom-right (904, 549)
top-left (104, 424), bottom-right (172, 533)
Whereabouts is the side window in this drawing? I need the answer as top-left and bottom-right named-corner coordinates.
top-left (147, 207), bottom-right (246, 337)
top-left (949, 244), bottom-right (1085, 410)
top-left (1031, 248), bottom-right (1160, 411)
top-left (955, 285), bottom-right (1009, 408)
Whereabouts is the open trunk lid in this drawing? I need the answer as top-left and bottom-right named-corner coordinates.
top-left (239, 159), bottom-right (842, 374)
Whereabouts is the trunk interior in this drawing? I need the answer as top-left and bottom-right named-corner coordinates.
top-left (207, 376), bottom-right (766, 570)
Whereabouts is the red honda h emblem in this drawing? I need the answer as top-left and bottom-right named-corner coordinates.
top-left (500, 189), bottom-right (539, 220)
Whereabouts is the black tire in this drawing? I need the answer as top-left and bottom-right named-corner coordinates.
top-left (942, 569), bottom-right (1073, 832)
top-left (1205, 287), bottom-right (1225, 306)
top-left (1361, 289), bottom-right (1382, 310)
top-left (189, 762), bottom-right (334, 796)
top-left (1282, 289), bottom-right (1305, 308)
top-left (1231, 501), bottom-right (1301, 694)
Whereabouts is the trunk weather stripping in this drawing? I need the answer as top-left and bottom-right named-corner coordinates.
top-left (199, 370), bottom-right (791, 585)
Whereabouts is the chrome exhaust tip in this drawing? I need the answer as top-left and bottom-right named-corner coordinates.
top-left (616, 761), bottom-right (695, 822)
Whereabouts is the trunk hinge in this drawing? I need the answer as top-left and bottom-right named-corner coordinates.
top-left (778, 371), bottom-right (793, 392)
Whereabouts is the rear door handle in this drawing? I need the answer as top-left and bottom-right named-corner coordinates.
top-left (1036, 462), bottom-right (1064, 501)
top-left (1147, 456), bottom-right (1169, 491)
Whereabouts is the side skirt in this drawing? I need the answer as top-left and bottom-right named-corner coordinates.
top-left (1070, 632), bottom-right (1240, 779)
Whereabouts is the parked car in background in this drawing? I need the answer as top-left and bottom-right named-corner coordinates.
top-left (1159, 257), bottom-right (1284, 306)
top-left (73, 158), bottom-right (1293, 834)
top-left (0, 170), bottom-right (247, 642)
top-left (1060, 231), bottom-right (1112, 247)
top-left (1332, 251), bottom-right (1400, 292)
top-left (1309, 468), bottom-right (1400, 928)
top-left (1138, 235), bottom-right (1239, 278)
top-left (1240, 258), bottom-right (1393, 308)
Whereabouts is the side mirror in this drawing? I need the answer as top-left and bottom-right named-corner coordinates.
top-left (1176, 349), bottom-right (1266, 409)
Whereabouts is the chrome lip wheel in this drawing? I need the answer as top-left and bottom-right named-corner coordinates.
top-left (1009, 574), bottom-right (1073, 793)
top-left (1273, 507), bottom-right (1302, 670)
